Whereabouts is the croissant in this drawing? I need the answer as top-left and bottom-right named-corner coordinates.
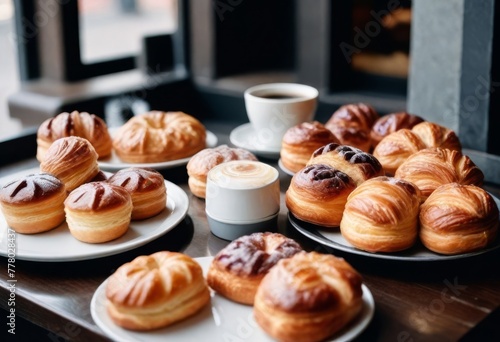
top-left (419, 183), bottom-right (499, 255)
top-left (340, 176), bottom-right (421, 253)
top-left (395, 148), bottom-right (484, 201)
top-left (370, 111), bottom-right (424, 148)
top-left (411, 121), bottom-right (462, 152)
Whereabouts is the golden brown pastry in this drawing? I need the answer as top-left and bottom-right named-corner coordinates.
top-left (325, 103), bottom-right (379, 152)
top-left (206, 232), bottom-right (303, 305)
top-left (64, 182), bottom-right (132, 243)
top-left (419, 183), bottom-right (499, 255)
top-left (37, 110), bottom-right (112, 161)
top-left (395, 148), bottom-right (484, 201)
top-left (112, 111), bottom-right (207, 163)
top-left (107, 167), bottom-right (166, 220)
top-left (411, 121), bottom-right (462, 152)
top-left (0, 173), bottom-right (66, 234)
top-left (40, 136), bottom-right (100, 192)
top-left (307, 143), bottom-right (384, 186)
top-left (370, 111), bottom-right (424, 148)
top-left (340, 176), bottom-right (421, 253)
top-left (186, 144), bottom-right (257, 198)
top-left (280, 121), bottom-right (339, 173)
top-left (254, 251), bottom-right (363, 342)
top-left (106, 251), bottom-right (210, 330)
top-left (286, 164), bottom-right (357, 227)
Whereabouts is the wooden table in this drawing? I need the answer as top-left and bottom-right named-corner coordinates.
top-left (1, 122), bottom-right (499, 342)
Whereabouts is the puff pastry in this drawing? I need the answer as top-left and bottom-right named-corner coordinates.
top-left (370, 111), bottom-right (424, 148)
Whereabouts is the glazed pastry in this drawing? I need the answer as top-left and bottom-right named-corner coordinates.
top-left (64, 182), bottom-right (132, 243)
top-left (395, 148), bottom-right (484, 201)
top-left (186, 144), bottom-right (257, 198)
top-left (325, 103), bottom-right (379, 152)
top-left (106, 251), bottom-right (210, 330)
top-left (37, 110), bottom-right (112, 161)
top-left (254, 251), bottom-right (363, 342)
top-left (307, 143), bottom-right (384, 186)
top-left (419, 183), bottom-right (499, 255)
top-left (370, 111), bottom-right (424, 148)
top-left (107, 167), bottom-right (166, 220)
top-left (340, 176), bottom-right (421, 253)
top-left (280, 121), bottom-right (339, 173)
top-left (0, 173), bottom-right (66, 234)
top-left (206, 232), bottom-right (303, 305)
top-left (286, 164), bottom-right (356, 227)
top-left (112, 111), bottom-right (207, 163)
top-left (411, 121), bottom-right (462, 152)
top-left (40, 136), bottom-right (100, 192)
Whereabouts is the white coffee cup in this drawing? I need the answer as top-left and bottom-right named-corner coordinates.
top-left (244, 83), bottom-right (318, 149)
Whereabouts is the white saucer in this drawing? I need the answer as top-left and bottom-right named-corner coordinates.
top-left (229, 123), bottom-right (281, 159)
top-left (278, 158), bottom-right (295, 176)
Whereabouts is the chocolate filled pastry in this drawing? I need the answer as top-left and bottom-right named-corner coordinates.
top-left (40, 136), bottom-right (100, 192)
top-left (64, 182), bottom-right (132, 243)
top-left (106, 251), bottom-right (210, 330)
top-left (206, 232), bottom-right (303, 305)
top-left (253, 251), bottom-right (363, 342)
top-left (37, 110), bottom-right (112, 161)
top-left (395, 148), bottom-right (484, 201)
top-left (280, 121), bottom-right (339, 173)
top-left (0, 173), bottom-right (66, 234)
top-left (307, 143), bottom-right (384, 186)
top-left (340, 176), bottom-right (421, 253)
top-left (419, 183), bottom-right (499, 255)
top-left (112, 111), bottom-right (207, 163)
top-left (325, 103), bottom-right (379, 152)
top-left (107, 167), bottom-right (166, 220)
top-left (286, 164), bottom-right (357, 227)
top-left (186, 144), bottom-right (257, 198)
top-left (370, 111), bottom-right (424, 148)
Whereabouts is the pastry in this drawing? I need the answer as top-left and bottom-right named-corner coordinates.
top-left (40, 136), bottom-right (100, 192)
top-left (107, 167), bottom-right (166, 220)
top-left (395, 148), bottom-right (484, 201)
top-left (64, 182), bottom-right (132, 243)
top-left (325, 103), bottom-right (379, 152)
top-left (186, 144), bottom-right (257, 198)
top-left (340, 176), bottom-right (421, 252)
top-left (112, 111), bottom-right (207, 163)
top-left (280, 121), bottom-right (339, 173)
top-left (206, 232), bottom-right (303, 305)
top-left (307, 143), bottom-right (384, 186)
top-left (0, 173), bottom-right (66, 234)
top-left (285, 164), bottom-right (356, 227)
top-left (370, 111), bottom-right (424, 148)
top-left (253, 251), bottom-right (363, 342)
top-left (419, 183), bottom-right (499, 255)
top-left (106, 251), bottom-right (210, 330)
top-left (411, 121), bottom-right (462, 152)
top-left (37, 110), bottom-right (112, 161)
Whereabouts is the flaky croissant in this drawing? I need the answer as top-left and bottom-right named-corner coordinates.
top-left (370, 111), bottom-right (424, 148)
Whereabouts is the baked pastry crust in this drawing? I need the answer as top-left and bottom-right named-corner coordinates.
top-left (64, 182), bottom-right (132, 243)
top-left (280, 121), bottom-right (339, 173)
top-left (340, 176), bottom-right (421, 252)
top-left (254, 251), bottom-right (363, 342)
top-left (411, 121), bottom-right (462, 152)
top-left (370, 112), bottom-right (424, 148)
top-left (37, 111), bottom-right (112, 161)
top-left (186, 144), bottom-right (257, 198)
top-left (285, 164), bottom-right (356, 227)
top-left (106, 251), bottom-right (210, 330)
top-left (0, 173), bottom-right (66, 233)
top-left (206, 232), bottom-right (303, 305)
top-left (40, 136), bottom-right (100, 192)
top-left (107, 167), bottom-right (166, 220)
top-left (112, 111), bottom-right (207, 163)
top-left (419, 183), bottom-right (499, 255)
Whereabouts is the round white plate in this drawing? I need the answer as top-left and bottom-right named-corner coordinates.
top-left (91, 256), bottom-right (375, 342)
top-left (278, 158), bottom-right (295, 176)
top-left (98, 130), bottom-right (218, 171)
top-left (229, 123), bottom-right (281, 159)
top-left (0, 168), bottom-right (189, 262)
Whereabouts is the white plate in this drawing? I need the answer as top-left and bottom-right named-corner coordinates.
top-left (229, 123), bottom-right (281, 159)
top-left (0, 168), bottom-right (189, 262)
top-left (278, 158), bottom-right (295, 176)
top-left (91, 256), bottom-right (375, 342)
top-left (98, 130), bottom-right (218, 171)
